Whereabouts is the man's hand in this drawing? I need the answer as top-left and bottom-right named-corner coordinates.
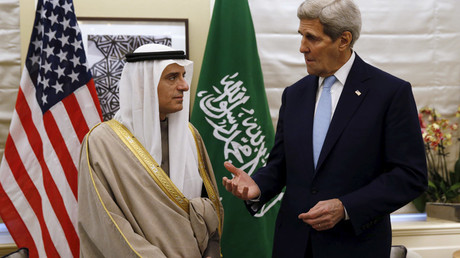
top-left (298, 198), bottom-right (345, 231)
top-left (222, 161), bottom-right (261, 200)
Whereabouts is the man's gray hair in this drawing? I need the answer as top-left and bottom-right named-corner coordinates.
top-left (297, 0), bottom-right (362, 48)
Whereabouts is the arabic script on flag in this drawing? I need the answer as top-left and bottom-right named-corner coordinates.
top-left (196, 72), bottom-right (283, 217)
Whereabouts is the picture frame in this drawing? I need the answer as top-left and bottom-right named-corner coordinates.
top-left (77, 17), bottom-right (189, 121)
top-left (78, 17), bottom-right (189, 57)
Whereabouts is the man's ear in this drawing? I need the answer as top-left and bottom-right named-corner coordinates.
top-left (339, 31), bottom-right (353, 51)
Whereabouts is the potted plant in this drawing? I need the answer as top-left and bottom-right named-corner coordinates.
top-left (413, 106), bottom-right (460, 221)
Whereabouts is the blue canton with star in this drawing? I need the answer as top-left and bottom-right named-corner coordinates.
top-left (26, 0), bottom-right (92, 114)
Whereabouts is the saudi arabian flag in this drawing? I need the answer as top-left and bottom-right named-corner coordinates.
top-left (191, 0), bottom-right (283, 257)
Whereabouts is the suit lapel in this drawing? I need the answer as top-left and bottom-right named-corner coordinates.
top-left (316, 55), bottom-right (371, 171)
top-left (302, 77), bottom-right (319, 171)
top-left (290, 76), bottom-right (319, 175)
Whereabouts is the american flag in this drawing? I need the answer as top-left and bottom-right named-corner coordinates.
top-left (0, 0), bottom-right (102, 257)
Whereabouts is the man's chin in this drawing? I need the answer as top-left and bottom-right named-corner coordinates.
top-left (174, 105), bottom-right (184, 113)
top-left (305, 65), bottom-right (314, 73)
top-left (306, 69), bottom-right (318, 76)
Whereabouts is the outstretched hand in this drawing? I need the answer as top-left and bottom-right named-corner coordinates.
top-left (222, 161), bottom-right (261, 200)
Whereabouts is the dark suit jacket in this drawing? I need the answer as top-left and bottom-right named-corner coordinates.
top-left (251, 54), bottom-right (427, 258)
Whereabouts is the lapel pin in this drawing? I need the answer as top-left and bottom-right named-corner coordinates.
top-left (355, 90), bottom-right (361, 96)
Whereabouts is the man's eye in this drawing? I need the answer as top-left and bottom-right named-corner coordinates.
top-left (168, 75), bottom-right (177, 81)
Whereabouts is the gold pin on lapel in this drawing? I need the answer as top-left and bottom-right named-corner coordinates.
top-left (355, 90), bottom-right (361, 96)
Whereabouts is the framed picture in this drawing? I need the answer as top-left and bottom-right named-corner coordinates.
top-left (78, 17), bottom-right (189, 121)
top-left (78, 17), bottom-right (189, 56)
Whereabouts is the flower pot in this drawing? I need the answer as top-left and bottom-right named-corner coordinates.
top-left (426, 202), bottom-right (460, 222)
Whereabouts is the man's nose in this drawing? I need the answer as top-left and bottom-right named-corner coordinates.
top-left (178, 77), bottom-right (189, 91)
top-left (300, 39), bottom-right (309, 53)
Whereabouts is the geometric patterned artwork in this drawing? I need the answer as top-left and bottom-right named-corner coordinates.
top-left (87, 35), bottom-right (171, 120)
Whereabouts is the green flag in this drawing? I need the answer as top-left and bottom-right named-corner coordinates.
top-left (191, 0), bottom-right (282, 257)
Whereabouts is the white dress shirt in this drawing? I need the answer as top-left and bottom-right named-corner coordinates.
top-left (314, 51), bottom-right (356, 220)
top-left (315, 51), bottom-right (356, 118)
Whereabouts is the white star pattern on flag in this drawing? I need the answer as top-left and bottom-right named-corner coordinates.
top-left (49, 12), bottom-right (59, 26)
top-left (25, 0), bottom-right (89, 113)
top-left (50, 0), bottom-right (59, 9)
top-left (70, 55), bottom-right (79, 65)
top-left (43, 45), bottom-right (54, 57)
top-left (55, 66), bottom-right (66, 79)
top-left (30, 54), bottom-right (40, 65)
top-left (61, 34), bottom-right (70, 47)
top-left (62, 2), bottom-right (73, 15)
top-left (32, 38), bottom-right (41, 51)
top-left (62, 17), bottom-right (71, 29)
top-left (72, 38), bottom-right (82, 52)
top-left (52, 82), bottom-right (64, 93)
top-left (57, 49), bottom-right (67, 60)
top-left (39, 7), bottom-right (46, 19)
top-left (42, 62), bottom-right (52, 74)
top-left (68, 70), bottom-right (79, 82)
top-left (45, 29), bottom-right (56, 40)
top-left (41, 93), bottom-right (48, 104)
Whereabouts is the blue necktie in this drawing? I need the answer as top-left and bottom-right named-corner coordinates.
top-left (313, 75), bottom-right (336, 168)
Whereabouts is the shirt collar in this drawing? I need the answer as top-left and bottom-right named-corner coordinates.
top-left (319, 51), bottom-right (356, 86)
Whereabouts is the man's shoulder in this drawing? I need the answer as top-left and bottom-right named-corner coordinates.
top-left (285, 74), bottom-right (317, 92)
top-left (88, 121), bottom-right (111, 135)
top-left (85, 121), bottom-right (118, 146)
top-left (186, 122), bottom-right (204, 141)
top-left (356, 55), bottom-right (408, 85)
top-left (366, 64), bottom-right (406, 83)
top-left (293, 74), bottom-right (316, 85)
top-left (187, 122), bottom-right (198, 134)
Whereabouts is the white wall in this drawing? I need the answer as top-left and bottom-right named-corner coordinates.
top-left (0, 0), bottom-right (20, 159)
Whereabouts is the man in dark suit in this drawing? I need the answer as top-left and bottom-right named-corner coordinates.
top-left (222, 0), bottom-right (427, 257)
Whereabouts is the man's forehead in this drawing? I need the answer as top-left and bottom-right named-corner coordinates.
top-left (298, 18), bottom-right (323, 32)
top-left (166, 63), bottom-right (184, 70)
top-left (163, 63), bottom-right (185, 74)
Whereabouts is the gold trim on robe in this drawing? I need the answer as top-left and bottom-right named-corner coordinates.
top-left (106, 119), bottom-right (190, 213)
top-left (84, 122), bottom-right (142, 257)
top-left (188, 123), bottom-right (223, 236)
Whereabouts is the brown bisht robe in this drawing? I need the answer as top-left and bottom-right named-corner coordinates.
top-left (78, 120), bottom-right (223, 258)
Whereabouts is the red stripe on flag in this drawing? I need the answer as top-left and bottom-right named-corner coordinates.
top-left (15, 90), bottom-right (79, 257)
top-left (87, 79), bottom-right (103, 119)
top-left (0, 171), bottom-right (39, 258)
top-left (4, 136), bottom-right (60, 258)
top-left (63, 93), bottom-right (89, 143)
top-left (42, 111), bottom-right (78, 198)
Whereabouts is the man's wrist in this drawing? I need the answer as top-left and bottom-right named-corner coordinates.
top-left (250, 194), bottom-right (261, 202)
top-left (245, 195), bottom-right (262, 212)
top-left (337, 199), bottom-right (350, 220)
